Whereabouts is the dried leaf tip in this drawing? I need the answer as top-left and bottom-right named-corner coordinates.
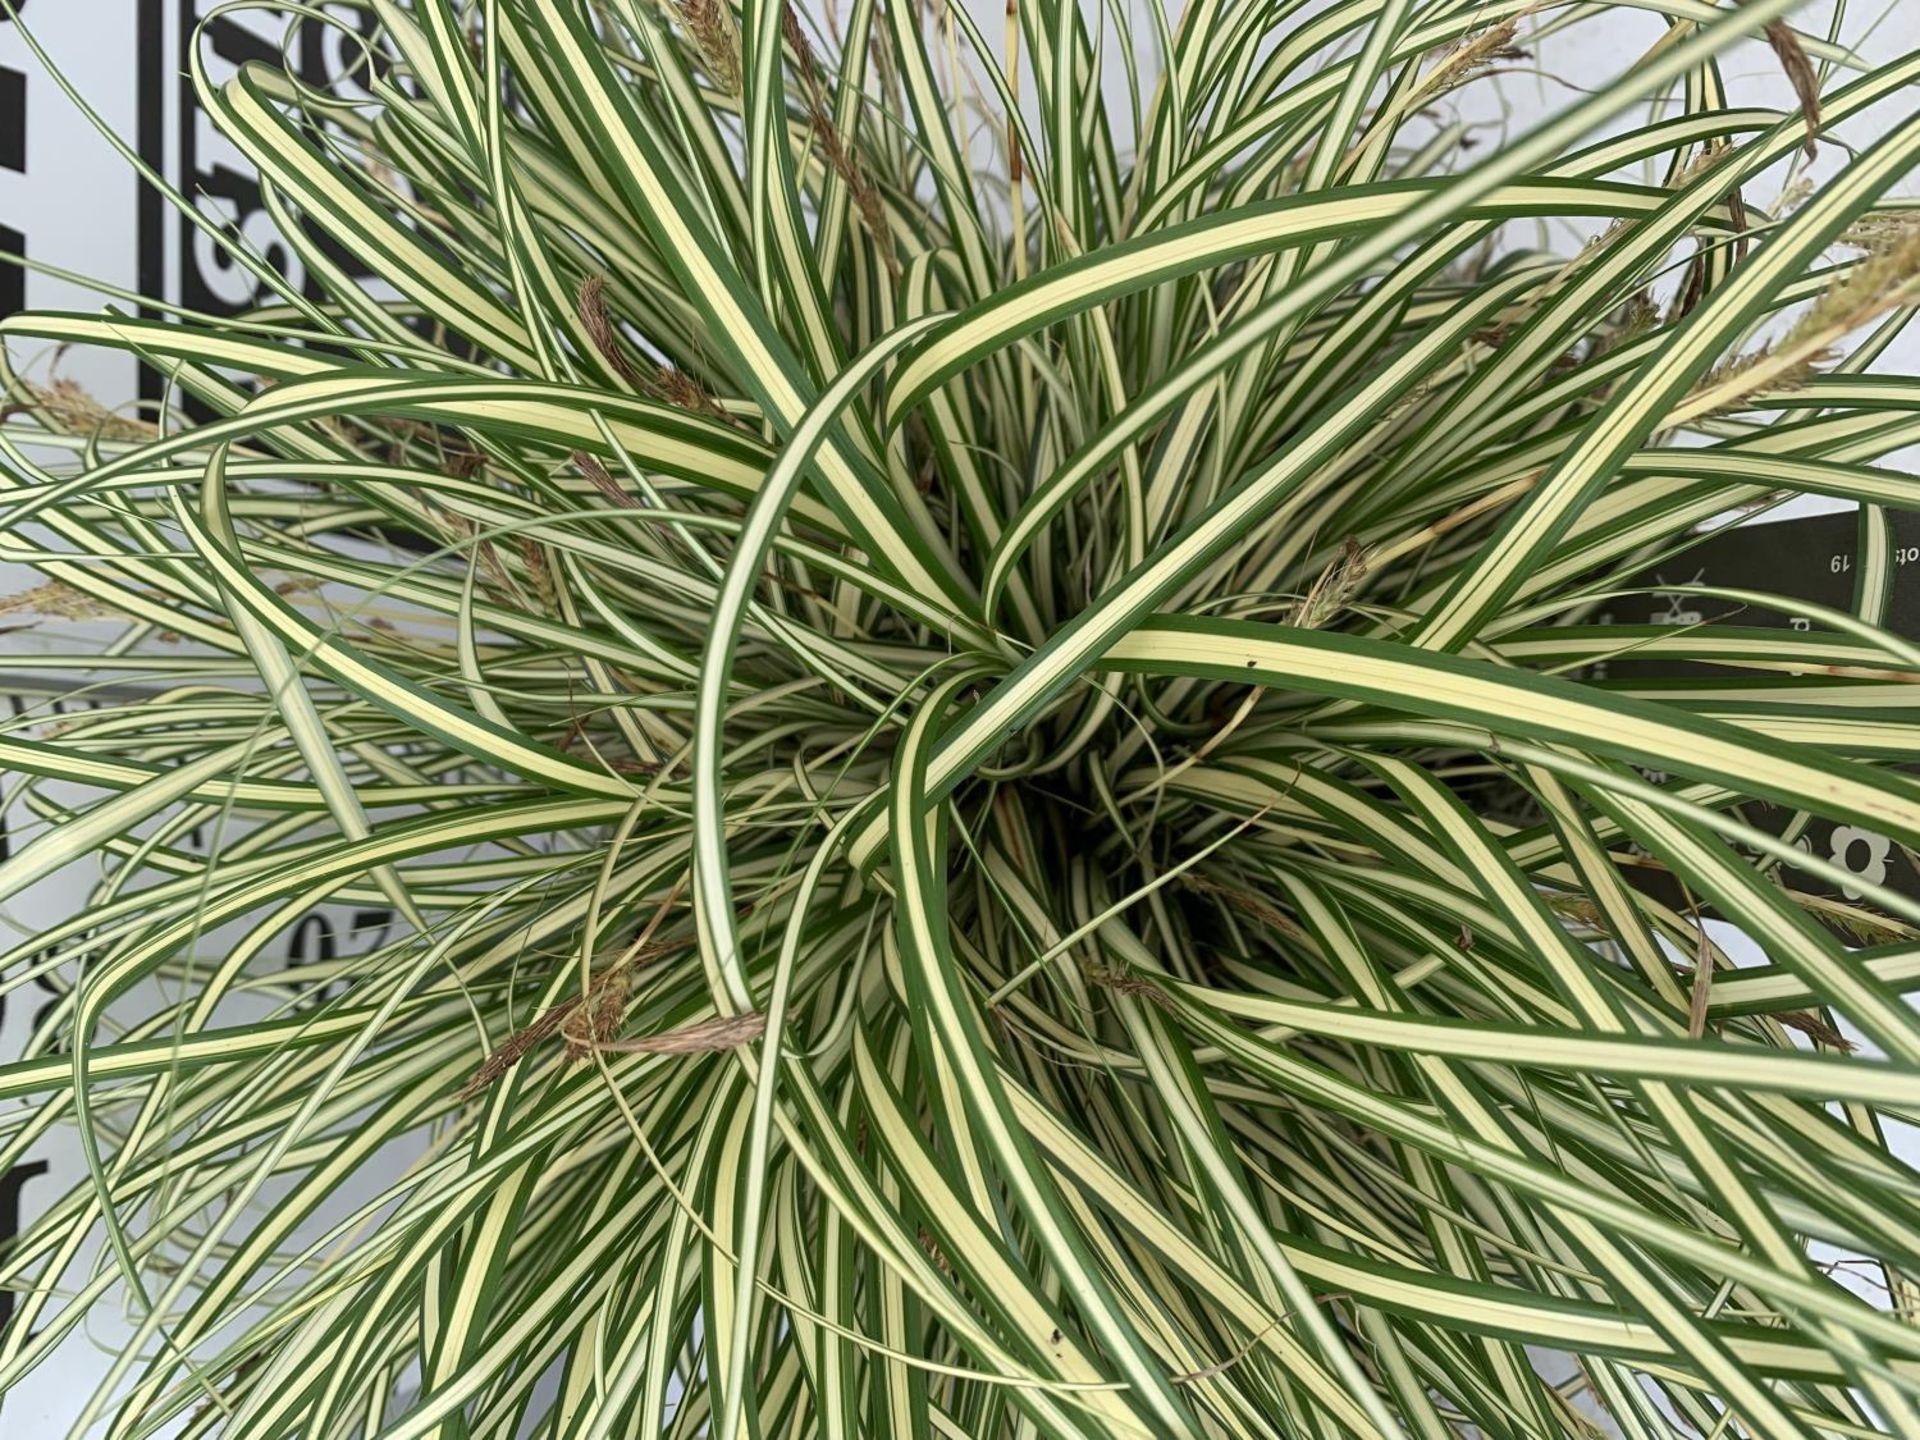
top-left (0, 580), bottom-right (120, 622)
top-left (1688, 223), bottom-right (1920, 412)
top-left (572, 450), bottom-right (643, 510)
top-left (675, 0), bottom-right (742, 95)
top-left (576, 274), bottom-right (645, 392)
top-left (597, 1010), bottom-right (770, 1055)
top-left (575, 276), bottom-right (736, 422)
top-left (562, 968), bottom-right (631, 1061)
top-left (1085, 968), bottom-right (1174, 1009)
top-left (10, 377), bottom-right (154, 441)
top-left (1761, 18), bottom-right (1821, 159)
top-left (1292, 537), bottom-right (1371, 630)
top-left (780, 3), bottom-right (898, 275)
top-left (1419, 8), bottom-right (1531, 100)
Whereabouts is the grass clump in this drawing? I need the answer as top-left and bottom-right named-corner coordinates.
top-left (3, 2), bottom-right (1920, 1437)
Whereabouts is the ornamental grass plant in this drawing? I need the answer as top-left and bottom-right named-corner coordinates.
top-left (3, 1), bottom-right (1920, 1436)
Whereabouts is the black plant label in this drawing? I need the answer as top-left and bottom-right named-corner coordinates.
top-left (134, 2), bottom-right (384, 411)
top-left (1599, 509), bottom-right (1920, 922)
top-left (0, 1161), bottom-right (45, 1338)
